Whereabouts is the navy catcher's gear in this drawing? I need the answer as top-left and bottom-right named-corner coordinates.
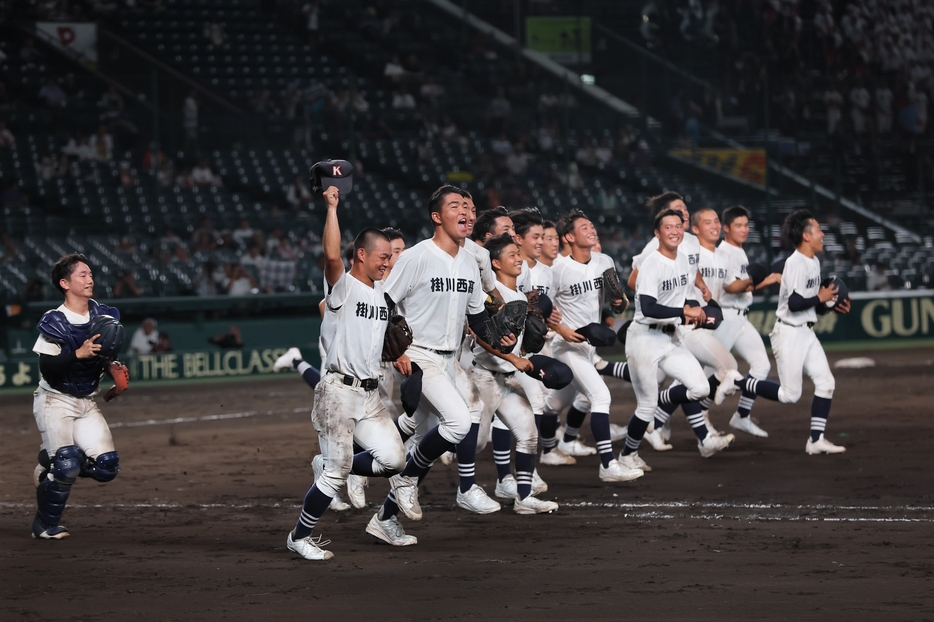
top-left (88, 315), bottom-right (125, 360)
top-left (37, 300), bottom-right (120, 396)
top-left (35, 445), bottom-right (81, 529)
top-left (79, 450), bottom-right (120, 482)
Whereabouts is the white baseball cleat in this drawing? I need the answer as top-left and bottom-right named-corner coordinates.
top-left (514, 495), bottom-right (559, 515)
top-left (729, 412), bottom-right (769, 438)
top-left (558, 438), bottom-right (598, 456)
top-left (273, 347), bottom-right (303, 372)
top-left (806, 434), bottom-right (846, 455)
top-left (660, 420), bottom-right (672, 442)
top-left (698, 432), bottom-right (735, 458)
top-left (287, 532), bottom-right (334, 560)
top-left (531, 468), bottom-right (548, 494)
top-left (366, 513), bottom-right (417, 546)
top-left (599, 458), bottom-right (644, 482)
top-left (538, 448), bottom-right (577, 465)
top-left (311, 454), bottom-right (351, 511)
top-left (609, 423), bottom-right (627, 442)
top-left (389, 474), bottom-right (423, 521)
top-left (643, 428), bottom-right (673, 451)
top-left (439, 451), bottom-right (455, 466)
top-left (625, 451), bottom-right (652, 472)
top-left (456, 484), bottom-right (501, 514)
top-left (714, 370), bottom-right (745, 405)
top-left (494, 474), bottom-right (518, 499)
top-left (346, 474), bottom-right (368, 509)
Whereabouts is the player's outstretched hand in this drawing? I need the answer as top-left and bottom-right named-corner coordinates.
top-left (833, 297), bottom-right (851, 314)
top-left (393, 353), bottom-right (413, 376)
top-left (555, 324), bottom-right (585, 343)
top-left (76, 334), bottom-right (102, 359)
top-left (683, 305), bottom-right (706, 326)
top-left (509, 356), bottom-right (534, 373)
top-left (323, 186), bottom-right (340, 209)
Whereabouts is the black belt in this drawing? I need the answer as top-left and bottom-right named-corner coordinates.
top-left (647, 324), bottom-right (677, 335)
top-left (776, 317), bottom-right (815, 329)
top-left (330, 372), bottom-right (379, 391)
top-left (415, 346), bottom-right (455, 356)
top-left (724, 308), bottom-right (749, 316)
top-left (472, 360), bottom-right (515, 377)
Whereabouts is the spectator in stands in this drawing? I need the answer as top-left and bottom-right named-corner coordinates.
top-left (191, 158), bottom-right (221, 186)
top-left (54, 154), bottom-right (78, 179)
top-left (538, 86), bottom-right (559, 120)
top-left (193, 232), bottom-right (218, 253)
top-left (192, 218), bottom-right (219, 244)
top-left (157, 159), bottom-right (174, 187)
top-left (89, 126), bottom-right (114, 162)
top-left (224, 263), bottom-right (258, 296)
top-left (349, 87), bottom-right (369, 113)
top-left (100, 86), bottom-right (124, 114)
top-left (36, 155), bottom-right (55, 180)
top-left (594, 139), bottom-right (614, 166)
top-left (1, 232), bottom-right (21, 262)
top-left (0, 121), bottom-right (14, 148)
top-left (330, 88), bottom-right (350, 112)
top-left (232, 219), bottom-right (254, 245)
top-left (825, 86), bottom-right (843, 136)
top-left (130, 318), bottom-right (171, 355)
top-left (491, 133), bottom-right (512, 156)
top-left (487, 87), bottom-right (512, 134)
top-left (505, 144), bottom-right (529, 177)
top-left (440, 115), bottom-right (459, 140)
top-left (598, 186), bottom-right (619, 214)
top-left (119, 162), bottom-right (138, 187)
top-left (392, 87), bottom-right (416, 110)
top-left (115, 236), bottom-right (136, 256)
top-left (183, 91), bottom-right (199, 151)
top-left (260, 256), bottom-right (296, 293)
top-left (113, 270), bottom-right (143, 298)
top-left (208, 326), bottom-right (243, 348)
top-left (23, 277), bottom-right (46, 302)
top-left (285, 176), bottom-right (311, 208)
top-left (303, 1), bottom-right (321, 42)
top-left (20, 38), bottom-right (42, 64)
top-left (419, 76), bottom-right (445, 107)
top-left (575, 139), bottom-right (598, 168)
top-left (38, 78), bottom-right (67, 108)
top-left (142, 142), bottom-right (167, 170)
top-left (195, 261), bottom-right (222, 296)
top-left (384, 55), bottom-right (405, 82)
top-left (240, 243), bottom-right (266, 270)
top-left (62, 133), bottom-right (94, 161)
top-left (267, 227), bottom-right (299, 261)
top-left (850, 81), bottom-right (871, 136)
top-left (203, 22), bottom-right (228, 47)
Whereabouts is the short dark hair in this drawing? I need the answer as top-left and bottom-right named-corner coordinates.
top-left (354, 227), bottom-right (391, 254)
top-left (654, 208), bottom-right (683, 232)
top-left (722, 205), bottom-right (750, 227)
top-left (690, 207), bottom-right (717, 228)
top-left (485, 233), bottom-right (518, 264)
top-left (508, 209), bottom-right (543, 238)
top-left (646, 190), bottom-right (684, 216)
top-left (382, 227), bottom-right (404, 242)
top-left (783, 209), bottom-right (816, 247)
top-left (51, 253), bottom-right (91, 295)
top-left (557, 211), bottom-right (589, 240)
top-left (427, 184), bottom-right (467, 217)
top-left (472, 208), bottom-right (510, 242)
top-left (542, 219), bottom-right (556, 231)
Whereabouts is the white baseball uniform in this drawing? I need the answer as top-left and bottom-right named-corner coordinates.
top-left (626, 250), bottom-right (710, 423)
top-left (384, 239), bottom-right (486, 445)
top-left (714, 242), bottom-right (771, 379)
top-left (769, 250), bottom-right (835, 403)
top-left (312, 271), bottom-right (406, 498)
top-left (543, 251), bottom-right (615, 417)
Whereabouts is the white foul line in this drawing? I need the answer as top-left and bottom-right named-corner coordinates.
top-left (109, 407), bottom-right (309, 428)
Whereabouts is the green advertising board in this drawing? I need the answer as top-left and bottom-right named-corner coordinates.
top-left (525, 16), bottom-right (592, 64)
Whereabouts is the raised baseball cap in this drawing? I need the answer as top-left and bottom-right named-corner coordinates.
top-left (309, 159), bottom-right (354, 194)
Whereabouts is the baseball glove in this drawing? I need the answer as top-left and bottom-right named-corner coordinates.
top-left (522, 313), bottom-right (548, 354)
top-left (103, 360), bottom-right (129, 402)
top-left (485, 300), bottom-right (527, 353)
top-left (602, 268), bottom-right (630, 313)
top-left (382, 315), bottom-right (413, 362)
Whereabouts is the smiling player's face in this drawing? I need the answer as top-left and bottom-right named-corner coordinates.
top-left (493, 243), bottom-right (523, 278)
top-left (656, 215), bottom-right (684, 253)
top-left (361, 239), bottom-right (392, 282)
top-left (63, 262), bottom-right (94, 299)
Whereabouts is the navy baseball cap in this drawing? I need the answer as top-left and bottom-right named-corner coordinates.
top-left (699, 299), bottom-right (723, 329)
top-left (526, 355), bottom-right (573, 390)
top-left (399, 363), bottom-right (422, 416)
top-left (746, 262), bottom-right (769, 287)
top-left (536, 293), bottom-right (554, 320)
top-left (575, 323), bottom-right (617, 348)
top-left (310, 159), bottom-right (354, 194)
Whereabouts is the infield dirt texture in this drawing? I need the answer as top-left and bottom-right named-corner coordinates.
top-left (1, 347), bottom-right (932, 620)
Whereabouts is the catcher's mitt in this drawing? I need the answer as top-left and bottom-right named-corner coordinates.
top-left (484, 300), bottom-right (527, 353)
top-left (382, 315), bottom-right (413, 361)
top-left (103, 360), bottom-right (129, 402)
top-left (602, 268), bottom-right (630, 313)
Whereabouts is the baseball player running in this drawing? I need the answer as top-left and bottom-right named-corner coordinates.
top-left (620, 209), bottom-right (733, 472)
top-left (543, 211), bottom-right (643, 482)
top-left (724, 209), bottom-right (850, 454)
top-left (715, 206), bottom-right (781, 437)
top-left (286, 187), bottom-right (412, 561)
top-left (30, 253), bottom-right (126, 539)
top-left (471, 233), bottom-right (559, 514)
top-left (375, 186), bottom-right (516, 523)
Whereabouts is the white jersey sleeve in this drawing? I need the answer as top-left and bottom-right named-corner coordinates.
top-left (631, 236), bottom-right (659, 269)
top-left (633, 251), bottom-right (691, 326)
top-left (463, 238), bottom-right (497, 295)
top-left (716, 242), bottom-right (753, 309)
top-left (776, 250), bottom-right (822, 326)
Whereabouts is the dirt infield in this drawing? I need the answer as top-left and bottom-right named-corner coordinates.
top-left (1, 348), bottom-right (933, 620)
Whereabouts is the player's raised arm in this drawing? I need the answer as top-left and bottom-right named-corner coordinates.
top-left (322, 186), bottom-right (343, 287)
